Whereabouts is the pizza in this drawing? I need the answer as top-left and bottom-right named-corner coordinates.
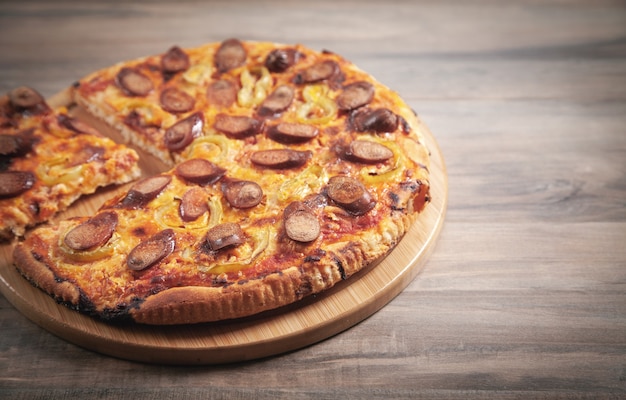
top-left (12, 39), bottom-right (431, 325)
top-left (0, 86), bottom-right (141, 240)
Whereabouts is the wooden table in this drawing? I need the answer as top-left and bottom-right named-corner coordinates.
top-left (1, 0), bottom-right (624, 398)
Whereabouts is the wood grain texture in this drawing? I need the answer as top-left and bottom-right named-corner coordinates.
top-left (1, 0), bottom-right (625, 398)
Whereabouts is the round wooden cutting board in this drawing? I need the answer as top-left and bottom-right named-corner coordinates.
top-left (0, 90), bottom-right (447, 365)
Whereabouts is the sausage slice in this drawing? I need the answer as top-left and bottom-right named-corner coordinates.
top-left (326, 175), bottom-right (376, 215)
top-left (0, 171), bottom-right (35, 198)
top-left (161, 46), bottom-right (190, 74)
top-left (250, 149), bottom-right (311, 169)
top-left (64, 211), bottom-right (118, 251)
top-left (214, 38), bottom-right (247, 73)
top-left (206, 79), bottom-right (238, 108)
top-left (175, 158), bottom-right (225, 185)
top-left (284, 202), bottom-right (320, 243)
top-left (204, 222), bottom-right (245, 251)
top-left (57, 115), bottom-right (102, 136)
top-left (223, 180), bottom-right (263, 209)
top-left (258, 85), bottom-right (294, 116)
top-left (214, 114), bottom-right (263, 139)
top-left (163, 112), bottom-right (203, 151)
top-left (160, 87), bottom-right (195, 114)
top-left (336, 81), bottom-right (374, 111)
top-left (345, 140), bottom-right (394, 164)
top-left (296, 60), bottom-right (339, 84)
top-left (127, 229), bottom-right (176, 271)
top-left (116, 67), bottom-right (154, 97)
top-left (119, 175), bottom-right (171, 209)
top-left (265, 48), bottom-right (300, 72)
top-left (0, 133), bottom-right (32, 157)
top-left (8, 86), bottom-right (49, 114)
top-left (267, 122), bottom-right (318, 144)
top-left (351, 107), bottom-right (398, 133)
top-left (179, 187), bottom-right (208, 222)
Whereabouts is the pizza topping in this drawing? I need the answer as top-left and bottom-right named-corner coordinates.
top-left (214, 114), bottom-right (263, 139)
top-left (296, 60), bottom-right (339, 84)
top-left (215, 38), bottom-right (247, 73)
top-left (179, 187), bottom-right (208, 222)
top-left (63, 211), bottom-right (118, 251)
top-left (326, 175), bottom-right (376, 215)
top-left (116, 67), bottom-right (154, 97)
top-left (258, 85), bottom-right (295, 117)
top-left (345, 140), bottom-right (394, 164)
top-left (238, 67), bottom-right (272, 107)
top-left (351, 107), bottom-right (399, 133)
top-left (175, 158), bottom-right (225, 185)
top-left (265, 48), bottom-right (299, 72)
top-left (0, 171), bottom-right (35, 198)
top-left (204, 222), bottom-right (245, 251)
top-left (267, 122), bottom-right (318, 144)
top-left (57, 115), bottom-right (102, 136)
top-left (161, 46), bottom-right (190, 74)
top-left (206, 79), bottom-right (238, 108)
top-left (250, 149), bottom-right (311, 169)
top-left (336, 81), bottom-right (375, 111)
top-left (127, 229), bottom-right (176, 271)
top-left (120, 175), bottom-right (171, 208)
top-left (8, 86), bottom-right (48, 113)
top-left (0, 134), bottom-right (21, 156)
top-left (223, 180), bottom-right (263, 209)
top-left (160, 87), bottom-right (195, 114)
top-left (0, 133), bottom-right (32, 157)
top-left (284, 202), bottom-right (320, 243)
top-left (296, 84), bottom-right (338, 125)
top-left (67, 145), bottom-right (105, 167)
top-left (163, 112), bottom-right (203, 151)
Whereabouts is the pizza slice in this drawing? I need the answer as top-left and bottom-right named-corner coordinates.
top-left (0, 86), bottom-right (141, 240)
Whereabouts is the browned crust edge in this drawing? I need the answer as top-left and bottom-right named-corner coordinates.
top-left (13, 242), bottom-right (82, 307)
top-left (11, 194), bottom-right (423, 325)
top-left (130, 266), bottom-right (306, 324)
top-left (131, 211), bottom-right (418, 325)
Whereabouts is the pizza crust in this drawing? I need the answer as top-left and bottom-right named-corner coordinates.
top-left (13, 239), bottom-right (82, 307)
top-left (130, 211), bottom-right (414, 324)
top-left (12, 218), bottom-right (406, 325)
top-left (130, 266), bottom-right (305, 324)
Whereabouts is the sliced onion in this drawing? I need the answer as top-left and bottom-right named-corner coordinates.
top-left (359, 140), bottom-right (405, 185)
top-left (296, 84), bottom-right (337, 125)
top-left (207, 195), bottom-right (223, 228)
top-left (180, 134), bottom-right (229, 162)
top-left (36, 157), bottom-right (86, 186)
top-left (237, 67), bottom-right (272, 107)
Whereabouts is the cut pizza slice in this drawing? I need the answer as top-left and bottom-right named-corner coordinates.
top-left (0, 87), bottom-right (141, 240)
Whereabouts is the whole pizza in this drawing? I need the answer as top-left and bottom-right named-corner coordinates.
top-left (10, 39), bottom-right (431, 325)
